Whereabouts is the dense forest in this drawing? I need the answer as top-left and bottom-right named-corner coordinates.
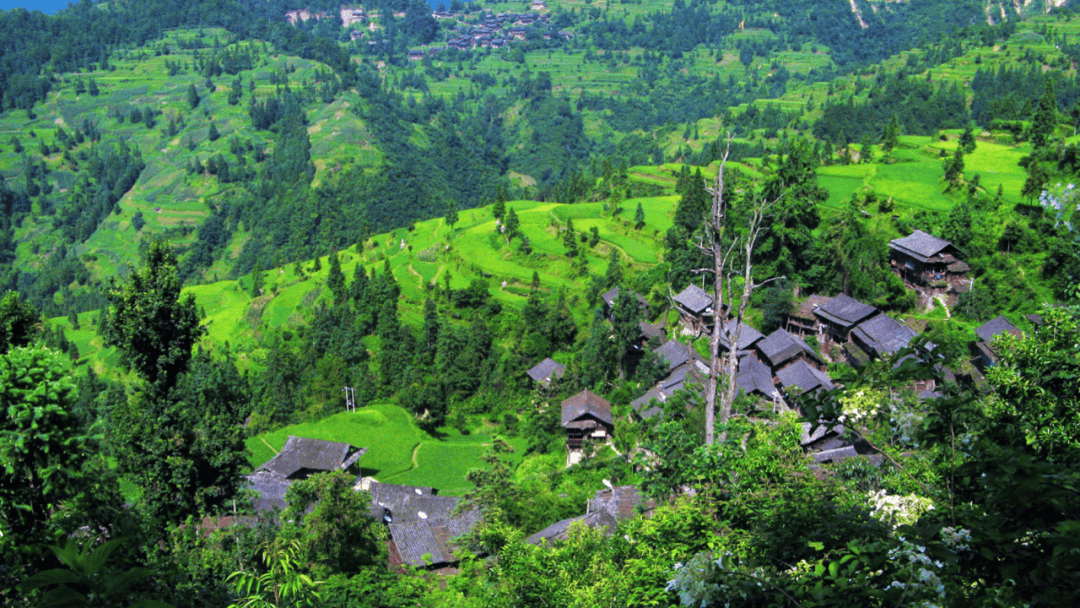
top-left (4, 0), bottom-right (1080, 606)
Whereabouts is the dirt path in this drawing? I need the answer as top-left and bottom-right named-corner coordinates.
top-left (934, 294), bottom-right (952, 318)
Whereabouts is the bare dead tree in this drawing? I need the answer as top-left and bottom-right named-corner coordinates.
top-left (696, 141), bottom-right (784, 444)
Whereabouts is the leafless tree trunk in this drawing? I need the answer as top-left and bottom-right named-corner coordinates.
top-left (700, 143), bottom-right (782, 445)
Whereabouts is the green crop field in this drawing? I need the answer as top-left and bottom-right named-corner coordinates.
top-left (246, 401), bottom-right (526, 495)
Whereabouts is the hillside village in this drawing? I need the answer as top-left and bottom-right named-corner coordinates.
top-left (3, 0), bottom-right (1080, 605)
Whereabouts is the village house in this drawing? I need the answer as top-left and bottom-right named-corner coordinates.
top-left (527, 485), bottom-right (655, 546)
top-left (786, 294), bottom-right (830, 338)
top-left (654, 339), bottom-right (709, 374)
top-left (526, 357), bottom-right (566, 387)
top-left (813, 293), bottom-right (879, 344)
top-left (755, 328), bottom-right (823, 372)
top-left (561, 389), bottom-right (614, 457)
top-left (357, 479), bottom-right (481, 570)
top-left (601, 287), bottom-right (650, 320)
top-left (972, 315), bottom-right (1023, 371)
top-left (718, 320), bottom-right (765, 356)
top-left (849, 313), bottom-right (919, 362)
top-left (776, 360), bottom-right (835, 396)
top-left (735, 354), bottom-right (781, 402)
top-left (888, 230), bottom-right (969, 290)
top-left (246, 436), bottom-right (367, 512)
top-left (673, 283), bottom-right (716, 334)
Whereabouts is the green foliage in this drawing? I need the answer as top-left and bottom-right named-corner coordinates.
top-left (103, 240), bottom-right (201, 391)
top-left (227, 541), bottom-right (322, 608)
top-left (280, 472), bottom-right (386, 578)
top-left (21, 538), bottom-right (174, 608)
top-left (0, 290), bottom-right (39, 351)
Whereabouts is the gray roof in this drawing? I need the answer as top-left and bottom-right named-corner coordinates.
top-left (800, 422), bottom-right (847, 450)
top-left (364, 481), bottom-right (455, 524)
top-left (258, 436), bottom-right (364, 480)
top-left (525, 509), bottom-right (618, 546)
top-left (629, 387), bottom-right (664, 421)
top-left (673, 284), bottom-right (714, 314)
top-left (659, 362), bottom-right (705, 395)
top-left (776, 360), bottom-right (834, 394)
top-left (792, 294), bottom-right (831, 321)
top-left (719, 321), bottom-right (765, 352)
top-left (812, 445), bottom-right (859, 464)
top-left (888, 230), bottom-right (956, 263)
top-left (245, 470), bottom-right (291, 512)
top-left (526, 357), bottom-right (566, 385)
top-left (587, 485), bottom-right (654, 522)
top-left (640, 322), bottom-right (665, 341)
top-left (388, 508), bottom-right (482, 567)
top-left (851, 314), bottom-right (918, 358)
top-left (814, 294), bottom-right (878, 329)
top-left (736, 355), bottom-right (779, 400)
top-left (561, 390), bottom-right (614, 427)
top-left (601, 287), bottom-right (649, 310)
top-left (975, 315), bottom-right (1022, 343)
top-left (757, 329), bottom-right (818, 368)
top-left (654, 340), bottom-right (707, 372)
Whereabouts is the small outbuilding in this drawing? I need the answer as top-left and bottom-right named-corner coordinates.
top-left (526, 357), bottom-right (566, 387)
top-left (813, 294), bottom-right (879, 343)
top-left (850, 314), bottom-right (919, 361)
top-left (673, 284), bottom-right (717, 334)
top-left (972, 315), bottom-right (1022, 371)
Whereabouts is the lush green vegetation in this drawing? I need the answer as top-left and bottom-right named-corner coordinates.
top-left (6, 0), bottom-right (1080, 606)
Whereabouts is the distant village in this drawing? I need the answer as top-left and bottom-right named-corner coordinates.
top-left (240, 227), bottom-right (1038, 572)
top-left (285, 2), bottom-right (566, 60)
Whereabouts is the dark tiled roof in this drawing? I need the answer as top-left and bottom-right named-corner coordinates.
top-left (245, 470), bottom-right (290, 512)
top-left (757, 329), bottom-right (818, 368)
top-left (258, 436), bottom-right (363, 480)
top-left (388, 508), bottom-right (482, 567)
top-left (777, 360), bottom-right (834, 393)
top-left (719, 321), bottom-right (765, 352)
top-left (673, 284), bottom-right (714, 314)
top-left (1026, 313), bottom-right (1044, 327)
top-left (629, 387), bottom-right (664, 420)
top-left (601, 287), bottom-right (649, 310)
top-left (801, 422), bottom-right (848, 452)
top-left (812, 445), bottom-right (859, 464)
top-left (525, 510), bottom-right (618, 546)
top-left (639, 322), bottom-right (665, 340)
top-left (654, 340), bottom-right (707, 372)
top-left (561, 390), bottom-right (614, 427)
top-left (851, 314), bottom-right (919, 358)
top-left (814, 294), bottom-right (878, 329)
top-left (587, 485), bottom-right (655, 522)
top-left (659, 362), bottom-right (706, 395)
top-left (364, 481), bottom-right (455, 524)
top-left (736, 355), bottom-right (779, 400)
top-left (888, 230), bottom-right (956, 262)
top-left (526, 357), bottom-right (566, 385)
top-left (975, 315), bottom-right (1022, 343)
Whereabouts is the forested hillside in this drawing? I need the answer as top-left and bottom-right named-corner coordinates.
top-left (4, 0), bottom-right (1080, 606)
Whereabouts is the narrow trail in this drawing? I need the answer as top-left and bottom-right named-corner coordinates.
top-left (934, 294), bottom-right (952, 318)
top-left (259, 437), bottom-right (279, 455)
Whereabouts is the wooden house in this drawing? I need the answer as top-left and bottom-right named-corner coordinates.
top-left (786, 294), bottom-right (830, 337)
top-left (813, 294), bottom-right (879, 343)
top-left (972, 315), bottom-right (1022, 371)
top-left (246, 436), bottom-right (366, 512)
top-left (888, 230), bottom-right (968, 289)
top-left (561, 390), bottom-right (614, 450)
top-left (526, 357), bottom-right (566, 387)
top-left (776, 360), bottom-right (835, 396)
top-left (717, 320), bottom-right (765, 356)
top-left (673, 284), bottom-right (717, 334)
top-left (755, 328), bottom-right (823, 372)
top-left (850, 313), bottom-right (919, 361)
top-left (601, 287), bottom-right (650, 320)
top-left (654, 339), bottom-right (709, 374)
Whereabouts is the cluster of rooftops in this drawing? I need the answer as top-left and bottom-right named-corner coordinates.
top-left (245, 435), bottom-right (652, 570)
top-left (525, 230), bottom-right (1033, 465)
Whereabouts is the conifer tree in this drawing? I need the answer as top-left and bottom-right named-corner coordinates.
top-left (327, 250), bottom-right (345, 306)
top-left (880, 114), bottom-right (900, 154)
top-left (187, 83), bottom-right (200, 109)
top-left (1030, 80), bottom-right (1057, 151)
top-left (634, 202), bottom-right (646, 230)
top-left (504, 206), bottom-right (519, 244)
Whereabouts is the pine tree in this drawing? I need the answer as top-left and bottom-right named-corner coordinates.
top-left (187, 83), bottom-right (200, 109)
top-left (634, 202), bottom-right (646, 230)
top-left (251, 259), bottom-right (264, 297)
top-left (208, 122), bottom-right (220, 142)
top-left (959, 124), bottom-right (977, 154)
top-left (504, 207), bottom-right (519, 244)
top-left (880, 114), bottom-right (900, 154)
top-left (327, 250), bottom-right (346, 306)
top-left (87, 77), bottom-right (99, 96)
top-left (446, 202), bottom-right (459, 232)
top-left (1030, 80), bottom-right (1058, 151)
